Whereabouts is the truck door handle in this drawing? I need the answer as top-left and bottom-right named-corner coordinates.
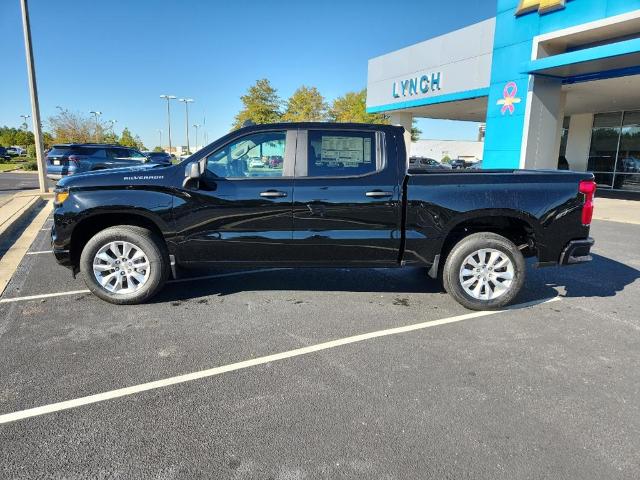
top-left (365, 190), bottom-right (393, 198)
top-left (260, 190), bottom-right (288, 198)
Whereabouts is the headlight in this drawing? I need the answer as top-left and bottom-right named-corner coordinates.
top-left (54, 189), bottom-right (69, 205)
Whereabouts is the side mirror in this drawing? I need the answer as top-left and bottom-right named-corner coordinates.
top-left (183, 161), bottom-right (201, 188)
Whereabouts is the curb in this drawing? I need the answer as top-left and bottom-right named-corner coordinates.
top-left (0, 200), bottom-right (52, 297)
top-left (0, 194), bottom-right (46, 248)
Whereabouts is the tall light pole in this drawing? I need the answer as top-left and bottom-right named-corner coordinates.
top-left (157, 129), bottom-right (162, 149)
top-left (179, 98), bottom-right (194, 153)
top-left (19, 0), bottom-right (47, 192)
top-left (160, 94), bottom-right (176, 154)
top-left (203, 113), bottom-right (207, 146)
top-left (89, 110), bottom-right (102, 141)
top-left (20, 114), bottom-right (31, 130)
top-left (192, 124), bottom-right (200, 152)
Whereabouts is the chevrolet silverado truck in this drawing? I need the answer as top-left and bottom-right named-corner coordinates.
top-left (51, 122), bottom-right (596, 310)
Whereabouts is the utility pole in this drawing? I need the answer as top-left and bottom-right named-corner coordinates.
top-left (192, 124), bottom-right (200, 152)
top-left (203, 113), bottom-right (207, 146)
top-left (20, 0), bottom-right (47, 193)
top-left (160, 95), bottom-right (176, 154)
top-left (89, 110), bottom-right (102, 141)
top-left (179, 98), bottom-right (194, 153)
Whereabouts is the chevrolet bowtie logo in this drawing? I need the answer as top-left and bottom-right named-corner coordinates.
top-left (516, 0), bottom-right (566, 16)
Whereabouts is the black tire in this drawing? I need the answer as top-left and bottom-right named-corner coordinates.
top-left (442, 232), bottom-right (526, 311)
top-left (79, 226), bottom-right (169, 305)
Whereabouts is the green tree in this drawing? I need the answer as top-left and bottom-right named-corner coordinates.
top-left (153, 146), bottom-right (164, 152)
top-left (233, 79), bottom-right (282, 129)
top-left (119, 127), bottom-right (136, 147)
top-left (0, 127), bottom-right (35, 147)
top-left (283, 86), bottom-right (328, 122)
top-left (411, 120), bottom-right (422, 142)
top-left (46, 110), bottom-right (96, 143)
top-left (42, 131), bottom-right (54, 149)
top-left (441, 155), bottom-right (452, 164)
top-left (328, 89), bottom-right (388, 124)
top-left (119, 127), bottom-right (145, 150)
top-left (102, 131), bottom-right (119, 144)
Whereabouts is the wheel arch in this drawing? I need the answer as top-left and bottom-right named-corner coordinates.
top-left (432, 210), bottom-right (539, 278)
top-left (69, 210), bottom-right (168, 270)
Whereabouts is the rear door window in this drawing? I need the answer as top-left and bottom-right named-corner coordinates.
top-left (128, 149), bottom-right (147, 162)
top-left (48, 147), bottom-right (74, 157)
top-left (79, 147), bottom-right (107, 158)
top-left (306, 130), bottom-right (378, 177)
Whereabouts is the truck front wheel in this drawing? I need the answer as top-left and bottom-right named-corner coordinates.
top-left (442, 232), bottom-right (525, 310)
top-left (79, 226), bottom-right (169, 305)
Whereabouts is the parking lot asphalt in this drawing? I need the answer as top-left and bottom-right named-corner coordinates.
top-left (0, 172), bottom-right (46, 202)
top-left (0, 219), bottom-right (639, 479)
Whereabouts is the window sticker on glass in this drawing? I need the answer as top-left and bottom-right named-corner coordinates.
top-left (308, 131), bottom-right (376, 177)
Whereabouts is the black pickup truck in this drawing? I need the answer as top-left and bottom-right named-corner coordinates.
top-left (51, 122), bottom-right (596, 310)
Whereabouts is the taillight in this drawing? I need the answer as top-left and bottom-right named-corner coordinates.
top-left (68, 155), bottom-right (81, 166)
top-left (579, 180), bottom-right (596, 226)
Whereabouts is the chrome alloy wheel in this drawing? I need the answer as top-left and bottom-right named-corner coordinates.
top-left (92, 241), bottom-right (151, 294)
top-left (459, 248), bottom-right (514, 301)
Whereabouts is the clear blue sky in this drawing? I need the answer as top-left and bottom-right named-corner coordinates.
top-left (1, 0), bottom-right (496, 148)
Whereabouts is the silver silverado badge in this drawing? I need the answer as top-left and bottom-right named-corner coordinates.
top-left (123, 175), bottom-right (165, 181)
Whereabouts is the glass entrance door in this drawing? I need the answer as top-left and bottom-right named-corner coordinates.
top-left (588, 110), bottom-right (640, 191)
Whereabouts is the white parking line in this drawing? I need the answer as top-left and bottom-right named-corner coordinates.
top-left (0, 290), bottom-right (90, 304)
top-left (0, 268), bottom-right (288, 304)
top-left (0, 296), bottom-right (561, 425)
top-left (25, 250), bottom-right (52, 255)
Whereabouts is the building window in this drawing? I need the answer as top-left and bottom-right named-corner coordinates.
top-left (588, 112), bottom-right (623, 189)
top-left (616, 111), bottom-right (640, 192)
top-left (587, 111), bottom-right (640, 191)
top-left (559, 117), bottom-right (570, 158)
top-left (588, 110), bottom-right (640, 191)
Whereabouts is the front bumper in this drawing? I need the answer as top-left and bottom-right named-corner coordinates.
top-left (559, 237), bottom-right (594, 265)
top-left (50, 223), bottom-right (73, 268)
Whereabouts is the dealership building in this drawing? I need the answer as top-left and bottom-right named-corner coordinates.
top-left (367, 0), bottom-right (640, 191)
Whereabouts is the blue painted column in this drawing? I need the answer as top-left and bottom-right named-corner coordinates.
top-left (483, 1), bottom-right (540, 169)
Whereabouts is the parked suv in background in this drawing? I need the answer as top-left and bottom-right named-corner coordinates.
top-left (46, 144), bottom-right (148, 180)
top-left (6, 146), bottom-right (26, 157)
top-left (451, 159), bottom-right (475, 169)
top-left (144, 151), bottom-right (173, 165)
top-left (0, 147), bottom-right (11, 161)
top-left (409, 156), bottom-right (448, 171)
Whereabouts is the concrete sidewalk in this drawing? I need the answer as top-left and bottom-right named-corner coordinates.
top-left (594, 197), bottom-right (640, 225)
top-left (0, 190), bottom-right (49, 245)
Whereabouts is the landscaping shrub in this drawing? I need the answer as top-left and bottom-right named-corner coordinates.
top-left (22, 160), bottom-right (38, 171)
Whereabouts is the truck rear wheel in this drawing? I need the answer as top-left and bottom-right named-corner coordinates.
top-left (79, 226), bottom-right (169, 305)
top-left (442, 232), bottom-right (525, 310)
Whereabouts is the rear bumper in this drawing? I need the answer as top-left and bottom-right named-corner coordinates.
top-left (559, 237), bottom-right (594, 265)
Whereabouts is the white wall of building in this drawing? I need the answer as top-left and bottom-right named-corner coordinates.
top-left (367, 18), bottom-right (495, 111)
top-left (565, 113), bottom-right (593, 172)
top-left (519, 77), bottom-right (566, 169)
top-left (411, 139), bottom-right (484, 161)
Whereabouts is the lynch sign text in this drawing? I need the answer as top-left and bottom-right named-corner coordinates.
top-left (392, 72), bottom-right (442, 99)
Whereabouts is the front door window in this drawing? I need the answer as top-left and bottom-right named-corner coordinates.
top-left (206, 131), bottom-right (287, 178)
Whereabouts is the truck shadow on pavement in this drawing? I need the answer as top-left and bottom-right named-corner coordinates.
top-left (517, 254), bottom-right (640, 304)
top-left (151, 267), bottom-right (445, 304)
top-left (150, 254), bottom-right (639, 306)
